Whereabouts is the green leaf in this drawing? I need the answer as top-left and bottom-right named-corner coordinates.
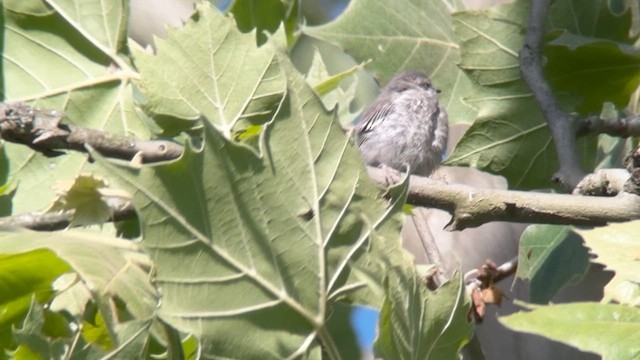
top-left (548, 0), bottom-right (638, 43)
top-left (446, 69), bottom-right (479, 126)
top-left (82, 311), bottom-right (112, 351)
top-left (544, 31), bottom-right (640, 113)
top-left (48, 276), bottom-right (90, 319)
top-left (448, 3), bottom-right (545, 188)
top-left (304, 48), bottom-right (362, 124)
top-left (590, 103), bottom-right (632, 169)
top-left (79, 314), bottom-right (152, 358)
top-left (0, 250), bottom-right (69, 351)
top-left (96, 46), bottom-right (408, 358)
top-left (110, 319), bottom-right (154, 358)
top-left (444, 87), bottom-right (556, 188)
top-left (4, 0), bottom-right (54, 16)
top-left (374, 268), bottom-right (472, 359)
top-left (2, 2), bottom-right (126, 101)
top-left (575, 221), bottom-right (640, 306)
top-left (2, 1), bottom-right (149, 214)
top-left (448, 1), bottom-right (599, 188)
top-left (306, 0), bottom-right (456, 83)
top-left (230, 0), bottom-right (299, 46)
top-left (0, 250), bottom-right (68, 307)
top-left (134, 2), bottom-right (286, 140)
top-left (42, 0), bottom-right (129, 54)
top-left (305, 0), bottom-right (478, 124)
top-left (13, 299), bottom-right (66, 360)
top-left (0, 229), bottom-right (158, 322)
top-left (516, 225), bottom-right (590, 304)
top-left (0, 229), bottom-right (159, 357)
top-left (307, 51), bottom-right (365, 99)
top-left (500, 302), bottom-right (640, 360)
top-left (181, 335), bottom-right (198, 360)
top-left (324, 303), bottom-right (362, 360)
top-left (454, 5), bottom-right (525, 87)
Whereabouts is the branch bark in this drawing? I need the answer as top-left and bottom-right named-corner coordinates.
top-left (520, 0), bottom-right (586, 190)
top-left (578, 114), bottom-right (640, 138)
top-left (573, 169), bottom-right (631, 196)
top-left (367, 167), bottom-right (640, 231)
top-left (3, 102), bottom-right (640, 232)
top-left (0, 102), bottom-right (182, 163)
top-left (0, 196), bottom-right (135, 231)
top-left (3, 166), bottom-right (640, 232)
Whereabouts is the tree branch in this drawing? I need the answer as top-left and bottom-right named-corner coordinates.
top-left (4, 166), bottom-right (640, 232)
top-left (3, 102), bottom-right (640, 232)
top-left (367, 167), bottom-right (640, 231)
top-left (520, 0), bottom-right (586, 190)
top-left (573, 169), bottom-right (631, 196)
top-left (0, 102), bottom-right (182, 163)
top-left (578, 114), bottom-right (640, 138)
top-left (0, 196), bottom-right (135, 231)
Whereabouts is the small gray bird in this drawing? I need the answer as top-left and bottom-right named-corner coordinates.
top-left (356, 71), bottom-right (448, 177)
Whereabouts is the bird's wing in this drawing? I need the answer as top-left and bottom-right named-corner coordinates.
top-left (355, 97), bottom-right (395, 146)
top-left (432, 106), bottom-right (449, 151)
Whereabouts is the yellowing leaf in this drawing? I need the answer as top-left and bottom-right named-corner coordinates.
top-left (575, 221), bottom-right (640, 306)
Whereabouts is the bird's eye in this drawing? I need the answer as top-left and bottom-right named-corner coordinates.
top-left (420, 82), bottom-right (432, 90)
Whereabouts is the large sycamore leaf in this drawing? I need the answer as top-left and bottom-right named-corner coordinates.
top-left (575, 221), bottom-right (640, 306)
top-left (448, 1), bottom-right (597, 188)
top-left (545, 31), bottom-right (640, 113)
top-left (374, 267), bottom-right (472, 359)
top-left (306, 0), bottom-right (456, 83)
top-left (545, 0), bottom-right (640, 113)
top-left (5, 0), bottom-right (128, 54)
top-left (97, 41), bottom-right (407, 359)
top-left (548, 0), bottom-right (638, 43)
top-left (2, 0), bottom-right (132, 101)
top-left (304, 0), bottom-right (478, 124)
top-left (134, 2), bottom-right (286, 139)
top-left (516, 225), bottom-right (590, 304)
top-left (500, 302), bottom-right (640, 360)
top-left (2, 0), bottom-right (149, 213)
top-left (448, 2), bottom-right (551, 188)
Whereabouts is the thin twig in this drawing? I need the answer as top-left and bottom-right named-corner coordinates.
top-left (0, 197), bottom-right (135, 231)
top-left (464, 257), bottom-right (518, 286)
top-left (465, 257), bottom-right (518, 322)
top-left (578, 114), bottom-right (640, 138)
